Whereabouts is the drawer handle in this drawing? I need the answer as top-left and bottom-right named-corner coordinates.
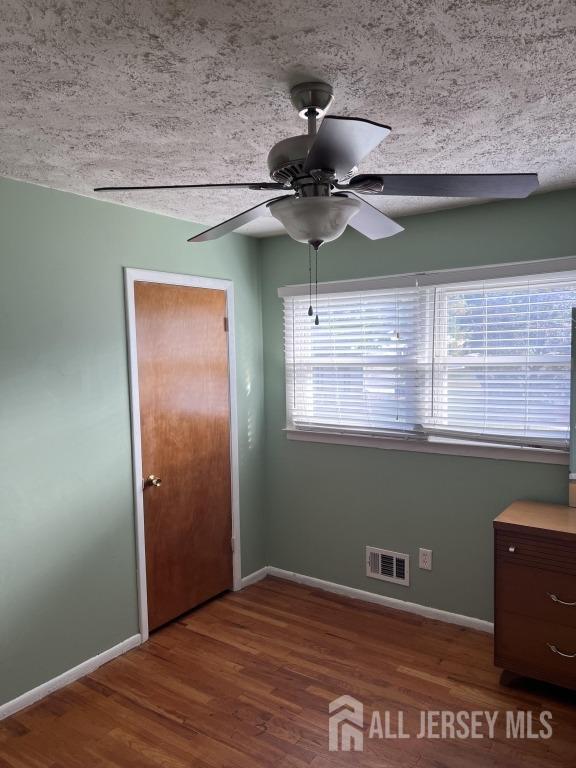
top-left (508, 545), bottom-right (516, 553)
top-left (547, 643), bottom-right (576, 659)
top-left (548, 593), bottom-right (576, 607)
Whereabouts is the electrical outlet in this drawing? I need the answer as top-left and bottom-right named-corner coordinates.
top-left (419, 548), bottom-right (433, 570)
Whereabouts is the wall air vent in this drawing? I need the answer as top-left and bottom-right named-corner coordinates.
top-left (366, 546), bottom-right (410, 586)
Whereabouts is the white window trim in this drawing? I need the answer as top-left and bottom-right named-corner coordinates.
top-left (285, 427), bottom-right (568, 464)
top-left (278, 255), bottom-right (576, 297)
top-left (279, 255), bottom-right (576, 464)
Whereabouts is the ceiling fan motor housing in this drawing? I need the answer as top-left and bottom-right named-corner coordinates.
top-left (267, 134), bottom-right (356, 190)
top-left (267, 134), bottom-right (314, 186)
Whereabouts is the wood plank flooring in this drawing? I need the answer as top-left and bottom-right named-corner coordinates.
top-left (1, 577), bottom-right (575, 767)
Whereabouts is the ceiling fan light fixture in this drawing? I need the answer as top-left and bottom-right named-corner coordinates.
top-left (268, 195), bottom-right (362, 245)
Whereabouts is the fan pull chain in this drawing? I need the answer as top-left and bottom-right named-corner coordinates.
top-left (314, 247), bottom-right (319, 326)
top-left (308, 243), bottom-right (313, 317)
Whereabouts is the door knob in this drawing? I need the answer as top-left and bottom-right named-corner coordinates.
top-left (145, 474), bottom-right (162, 488)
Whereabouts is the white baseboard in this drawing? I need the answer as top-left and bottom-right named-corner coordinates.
top-left (0, 634), bottom-right (142, 721)
top-left (240, 566), bottom-right (270, 588)
top-left (265, 567), bottom-right (494, 634)
top-left (1, 568), bottom-right (491, 722)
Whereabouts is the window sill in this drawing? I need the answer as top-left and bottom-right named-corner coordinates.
top-left (285, 428), bottom-right (568, 465)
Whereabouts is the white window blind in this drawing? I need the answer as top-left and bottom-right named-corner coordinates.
top-left (282, 265), bottom-right (576, 451)
top-left (428, 273), bottom-right (576, 448)
top-left (284, 287), bottom-right (432, 436)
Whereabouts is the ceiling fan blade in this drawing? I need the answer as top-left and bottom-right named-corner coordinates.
top-left (347, 173), bottom-right (539, 198)
top-left (303, 116), bottom-right (391, 180)
top-left (187, 195), bottom-right (290, 242)
top-left (94, 182), bottom-right (284, 192)
top-left (336, 192), bottom-right (404, 240)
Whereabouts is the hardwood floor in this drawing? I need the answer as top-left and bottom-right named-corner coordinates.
top-left (1, 577), bottom-right (575, 767)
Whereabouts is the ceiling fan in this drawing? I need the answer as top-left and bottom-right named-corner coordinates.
top-left (94, 81), bottom-right (539, 249)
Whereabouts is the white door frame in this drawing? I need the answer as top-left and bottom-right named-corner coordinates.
top-left (124, 268), bottom-right (242, 642)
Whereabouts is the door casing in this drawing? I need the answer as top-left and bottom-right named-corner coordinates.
top-left (124, 268), bottom-right (242, 641)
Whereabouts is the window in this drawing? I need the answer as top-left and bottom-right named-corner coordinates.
top-left (281, 260), bottom-right (576, 454)
top-left (284, 286), bottom-right (431, 436)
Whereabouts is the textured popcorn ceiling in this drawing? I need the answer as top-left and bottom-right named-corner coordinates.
top-left (1, 1), bottom-right (575, 238)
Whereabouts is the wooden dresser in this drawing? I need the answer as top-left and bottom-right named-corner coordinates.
top-left (494, 500), bottom-right (576, 689)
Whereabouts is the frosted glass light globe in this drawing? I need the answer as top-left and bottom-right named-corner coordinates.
top-left (269, 196), bottom-right (361, 244)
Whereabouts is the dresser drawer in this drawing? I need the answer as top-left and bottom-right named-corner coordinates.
top-left (496, 561), bottom-right (576, 628)
top-left (495, 529), bottom-right (576, 575)
top-left (496, 612), bottom-right (576, 688)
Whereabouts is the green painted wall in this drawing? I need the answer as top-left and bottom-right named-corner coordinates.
top-left (0, 177), bottom-right (265, 705)
top-left (2, 177), bottom-right (576, 709)
top-left (260, 189), bottom-right (576, 622)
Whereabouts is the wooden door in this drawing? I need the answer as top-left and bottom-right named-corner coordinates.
top-left (134, 281), bottom-right (233, 631)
